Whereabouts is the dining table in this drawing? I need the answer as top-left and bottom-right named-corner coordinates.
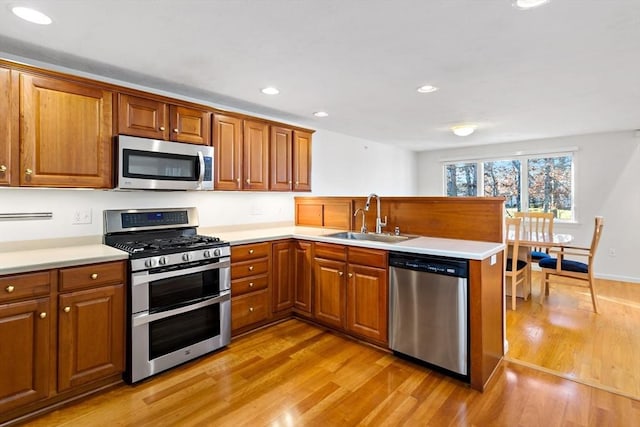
top-left (506, 230), bottom-right (574, 299)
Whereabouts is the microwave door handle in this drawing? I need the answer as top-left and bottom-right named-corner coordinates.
top-left (197, 151), bottom-right (205, 184)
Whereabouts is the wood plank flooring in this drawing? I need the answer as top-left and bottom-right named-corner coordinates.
top-left (507, 272), bottom-right (640, 400)
top-left (24, 317), bottom-right (640, 426)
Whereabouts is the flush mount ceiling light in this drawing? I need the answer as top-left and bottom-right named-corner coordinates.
top-left (512, 0), bottom-right (551, 10)
top-left (451, 125), bottom-right (477, 137)
top-left (313, 111), bottom-right (329, 118)
top-left (260, 86), bottom-right (279, 95)
top-left (417, 85), bottom-right (438, 93)
top-left (11, 6), bottom-right (52, 24)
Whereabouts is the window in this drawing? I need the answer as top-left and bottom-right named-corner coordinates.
top-left (444, 153), bottom-right (574, 221)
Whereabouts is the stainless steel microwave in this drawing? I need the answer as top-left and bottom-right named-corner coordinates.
top-left (116, 135), bottom-right (214, 191)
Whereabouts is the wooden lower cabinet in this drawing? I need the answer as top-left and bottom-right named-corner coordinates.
top-left (272, 241), bottom-right (294, 313)
top-left (57, 284), bottom-right (124, 392)
top-left (231, 242), bottom-right (271, 334)
top-left (0, 261), bottom-right (125, 425)
top-left (0, 297), bottom-right (51, 414)
top-left (313, 243), bottom-right (388, 345)
top-left (293, 241), bottom-right (313, 315)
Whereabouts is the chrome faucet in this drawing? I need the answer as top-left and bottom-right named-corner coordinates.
top-left (354, 208), bottom-right (367, 233)
top-left (364, 193), bottom-right (387, 234)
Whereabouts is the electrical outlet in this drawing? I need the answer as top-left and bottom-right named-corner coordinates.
top-left (72, 208), bottom-right (92, 225)
top-left (608, 248), bottom-right (616, 257)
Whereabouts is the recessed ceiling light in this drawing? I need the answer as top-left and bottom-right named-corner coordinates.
top-left (11, 6), bottom-right (52, 25)
top-left (512, 0), bottom-right (551, 10)
top-left (313, 111), bottom-right (329, 118)
top-left (260, 87), bottom-right (279, 95)
top-left (451, 125), bottom-right (477, 137)
top-left (417, 85), bottom-right (438, 93)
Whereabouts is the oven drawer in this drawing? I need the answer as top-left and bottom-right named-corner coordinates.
top-left (231, 289), bottom-right (270, 332)
top-left (232, 274), bottom-right (269, 296)
top-left (231, 258), bottom-right (269, 280)
top-left (231, 242), bottom-right (271, 262)
top-left (59, 261), bottom-right (126, 292)
top-left (0, 271), bottom-right (51, 303)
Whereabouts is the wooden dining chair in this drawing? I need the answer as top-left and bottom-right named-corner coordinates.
top-left (538, 216), bottom-right (604, 313)
top-left (505, 217), bottom-right (528, 310)
top-left (514, 211), bottom-right (554, 260)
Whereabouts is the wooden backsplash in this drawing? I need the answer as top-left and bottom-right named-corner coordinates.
top-left (295, 196), bottom-right (505, 243)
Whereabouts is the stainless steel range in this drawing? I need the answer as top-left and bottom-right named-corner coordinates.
top-left (104, 207), bottom-right (230, 383)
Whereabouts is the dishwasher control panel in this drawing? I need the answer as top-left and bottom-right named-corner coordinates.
top-left (389, 252), bottom-right (468, 278)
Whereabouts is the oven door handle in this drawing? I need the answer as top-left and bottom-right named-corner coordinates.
top-left (132, 292), bottom-right (230, 326)
top-left (132, 260), bottom-right (230, 286)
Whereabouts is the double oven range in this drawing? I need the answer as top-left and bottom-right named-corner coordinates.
top-left (104, 207), bottom-right (230, 383)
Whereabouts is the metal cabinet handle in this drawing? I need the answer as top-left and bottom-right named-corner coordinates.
top-left (288, 180), bottom-right (292, 184)
top-left (236, 178), bottom-right (240, 183)
top-left (25, 168), bottom-right (33, 175)
top-left (248, 266), bottom-right (254, 271)
top-left (249, 249), bottom-right (254, 254)
top-left (0, 164), bottom-right (6, 173)
top-left (39, 312), bottom-right (47, 319)
top-left (249, 282), bottom-right (254, 288)
top-left (348, 273), bottom-right (353, 278)
top-left (246, 179), bottom-right (250, 184)
top-left (173, 128), bottom-right (179, 133)
top-left (338, 271), bottom-right (344, 276)
top-left (64, 306), bottom-right (71, 313)
top-left (249, 307), bottom-right (254, 312)
top-left (295, 181), bottom-right (299, 185)
top-left (5, 285), bottom-right (14, 293)
top-left (159, 126), bottom-right (165, 131)
top-left (90, 273), bottom-right (98, 280)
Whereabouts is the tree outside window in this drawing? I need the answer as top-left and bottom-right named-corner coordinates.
top-left (446, 163), bottom-right (477, 196)
top-left (528, 155), bottom-right (573, 219)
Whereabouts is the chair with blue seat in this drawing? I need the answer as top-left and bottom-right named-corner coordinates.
top-left (514, 211), bottom-right (554, 261)
top-left (538, 216), bottom-right (604, 313)
top-left (505, 217), bottom-right (528, 310)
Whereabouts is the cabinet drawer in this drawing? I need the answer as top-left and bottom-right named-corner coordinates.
top-left (0, 271), bottom-right (51, 303)
top-left (314, 242), bottom-right (347, 261)
top-left (231, 258), bottom-right (269, 280)
top-left (231, 289), bottom-right (269, 331)
top-left (232, 274), bottom-right (269, 296)
top-left (59, 261), bottom-right (125, 292)
top-left (348, 247), bottom-right (388, 268)
top-left (231, 242), bottom-right (271, 262)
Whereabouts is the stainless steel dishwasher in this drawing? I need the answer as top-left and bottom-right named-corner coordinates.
top-left (389, 251), bottom-right (469, 379)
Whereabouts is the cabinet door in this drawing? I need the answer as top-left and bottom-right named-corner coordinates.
top-left (0, 67), bottom-right (17, 186)
top-left (20, 74), bottom-right (113, 188)
top-left (293, 130), bottom-right (312, 191)
top-left (294, 241), bottom-right (313, 314)
top-left (270, 125), bottom-right (292, 191)
top-left (213, 113), bottom-right (242, 190)
top-left (272, 241), bottom-right (294, 312)
top-left (243, 119), bottom-right (269, 190)
top-left (313, 257), bottom-right (346, 329)
top-left (118, 94), bottom-right (169, 140)
top-left (58, 284), bottom-right (124, 392)
top-left (170, 105), bottom-right (211, 145)
top-left (0, 298), bottom-right (50, 413)
top-left (346, 264), bottom-right (388, 344)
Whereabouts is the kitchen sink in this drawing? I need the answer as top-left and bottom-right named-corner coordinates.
top-left (325, 231), bottom-right (417, 244)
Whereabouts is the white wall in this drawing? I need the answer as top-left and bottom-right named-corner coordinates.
top-left (417, 130), bottom-right (640, 283)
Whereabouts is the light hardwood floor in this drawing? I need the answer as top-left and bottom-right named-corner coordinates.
top-left (507, 272), bottom-right (640, 400)
top-left (24, 316), bottom-right (640, 426)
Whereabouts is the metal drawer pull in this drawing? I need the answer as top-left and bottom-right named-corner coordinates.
top-left (64, 306), bottom-right (71, 313)
top-left (90, 273), bottom-right (98, 280)
top-left (173, 128), bottom-right (179, 133)
top-left (5, 285), bottom-right (14, 293)
top-left (249, 282), bottom-right (254, 288)
top-left (25, 168), bottom-right (33, 175)
top-left (338, 271), bottom-right (344, 276)
top-left (39, 312), bottom-right (47, 319)
top-left (249, 307), bottom-right (254, 312)
top-left (348, 273), bottom-right (353, 278)
top-left (159, 126), bottom-right (165, 131)
top-left (248, 266), bottom-right (254, 271)
top-left (249, 249), bottom-right (254, 254)
top-left (0, 164), bottom-right (6, 172)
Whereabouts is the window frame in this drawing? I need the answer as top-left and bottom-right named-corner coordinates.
top-left (442, 151), bottom-right (576, 223)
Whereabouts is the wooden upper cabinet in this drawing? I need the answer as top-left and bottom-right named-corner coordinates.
top-left (243, 120), bottom-right (269, 190)
top-left (118, 94), bottom-right (169, 140)
top-left (118, 94), bottom-right (210, 145)
top-left (170, 105), bottom-right (211, 145)
top-left (270, 126), bottom-right (293, 191)
top-left (213, 113), bottom-right (243, 190)
top-left (293, 130), bottom-right (312, 191)
top-left (20, 74), bottom-right (113, 188)
top-left (0, 66), bottom-right (17, 186)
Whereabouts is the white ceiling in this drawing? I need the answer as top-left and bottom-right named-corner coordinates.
top-left (1, 0), bottom-right (639, 151)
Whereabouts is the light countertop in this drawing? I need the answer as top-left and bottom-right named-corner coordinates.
top-left (0, 226), bottom-right (504, 276)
